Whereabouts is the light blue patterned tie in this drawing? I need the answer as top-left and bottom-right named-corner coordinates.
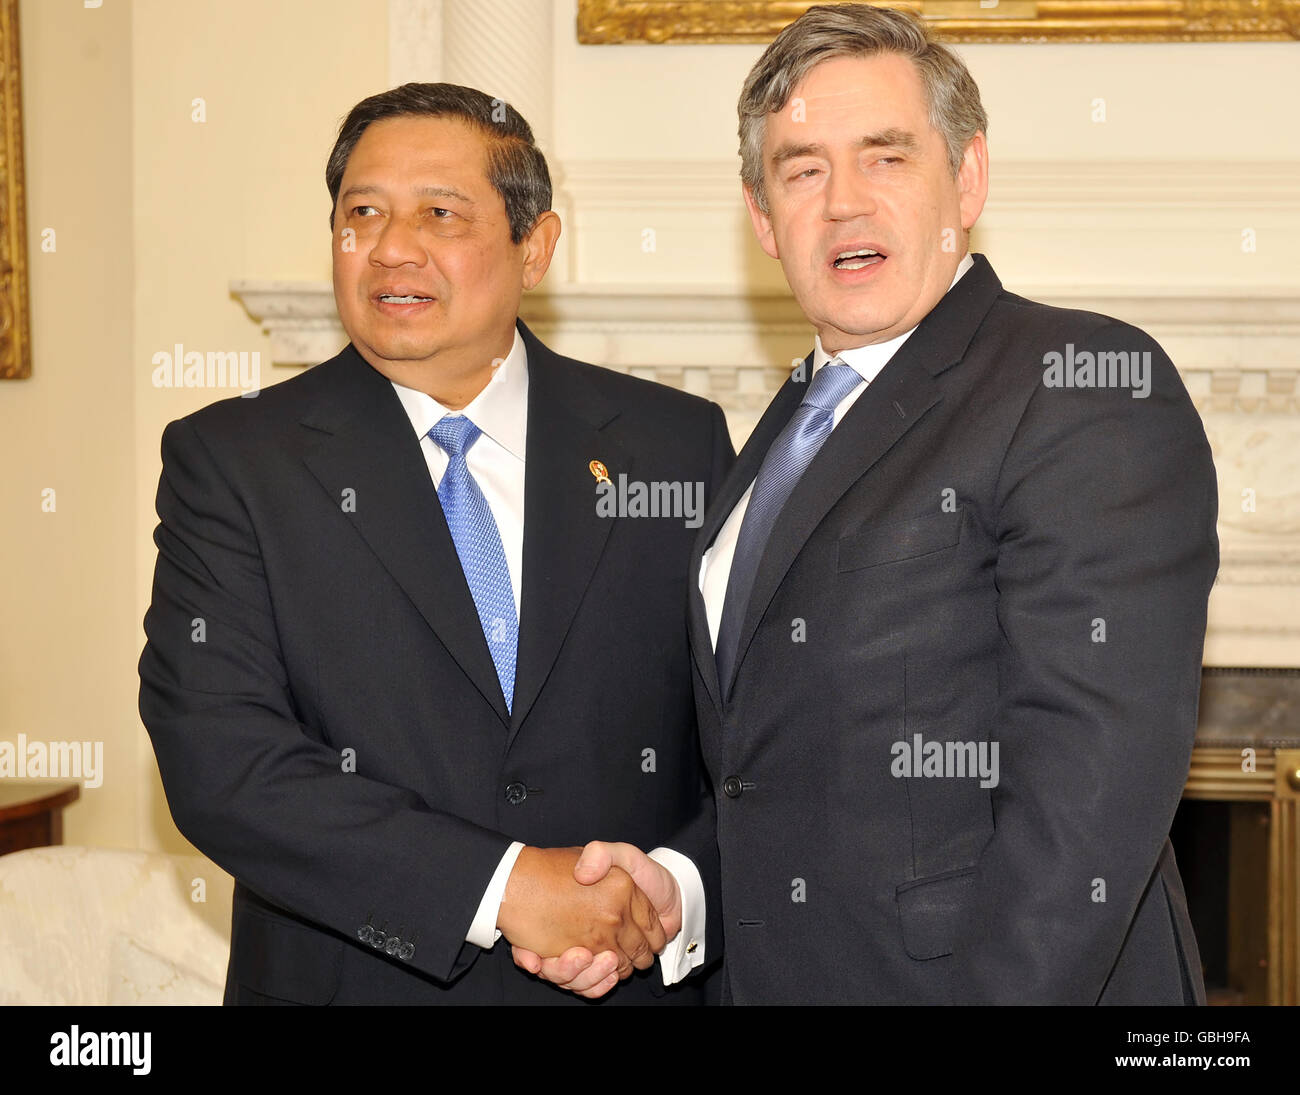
top-left (715, 359), bottom-right (864, 695)
top-left (429, 414), bottom-right (518, 713)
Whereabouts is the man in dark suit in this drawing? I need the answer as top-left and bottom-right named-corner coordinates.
top-left (521, 4), bottom-right (1217, 1004)
top-left (137, 83), bottom-right (731, 1004)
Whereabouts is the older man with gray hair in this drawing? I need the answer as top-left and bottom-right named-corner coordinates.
top-left (519, 1), bottom-right (1217, 1006)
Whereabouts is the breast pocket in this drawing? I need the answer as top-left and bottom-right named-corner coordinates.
top-left (836, 509), bottom-right (964, 573)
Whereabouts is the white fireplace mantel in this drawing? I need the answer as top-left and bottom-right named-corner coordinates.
top-left (230, 276), bottom-right (1300, 412)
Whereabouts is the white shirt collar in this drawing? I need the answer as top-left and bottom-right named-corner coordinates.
top-left (812, 251), bottom-right (976, 383)
top-left (388, 327), bottom-right (528, 461)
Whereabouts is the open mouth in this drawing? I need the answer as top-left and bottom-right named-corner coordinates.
top-left (832, 248), bottom-right (886, 271)
top-left (377, 294), bottom-right (434, 305)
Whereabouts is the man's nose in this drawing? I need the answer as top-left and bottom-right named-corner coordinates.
top-left (369, 214), bottom-right (428, 266)
top-left (822, 163), bottom-right (879, 221)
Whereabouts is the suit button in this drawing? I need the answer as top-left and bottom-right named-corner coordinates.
top-left (384, 936), bottom-right (401, 956)
top-left (357, 924), bottom-right (374, 944)
top-left (504, 781), bottom-right (528, 805)
top-left (369, 928), bottom-right (387, 949)
top-left (398, 942), bottom-right (415, 961)
top-left (722, 776), bottom-right (744, 798)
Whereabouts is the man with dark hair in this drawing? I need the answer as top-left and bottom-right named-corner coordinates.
top-left (139, 83), bottom-right (730, 1005)
top-left (521, 3), bottom-right (1216, 1005)
top-left (324, 83), bottom-right (551, 246)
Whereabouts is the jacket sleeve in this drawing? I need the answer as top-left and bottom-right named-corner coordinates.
top-left (138, 414), bottom-right (513, 984)
top-left (949, 323), bottom-right (1218, 1003)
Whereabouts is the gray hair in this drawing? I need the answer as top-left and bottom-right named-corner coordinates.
top-left (739, 3), bottom-right (988, 213)
top-left (326, 82), bottom-right (551, 244)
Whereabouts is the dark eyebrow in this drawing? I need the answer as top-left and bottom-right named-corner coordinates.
top-left (339, 183), bottom-right (476, 205)
top-left (770, 128), bottom-right (921, 167)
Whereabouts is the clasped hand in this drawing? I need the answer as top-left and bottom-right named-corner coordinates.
top-left (498, 842), bottom-right (682, 999)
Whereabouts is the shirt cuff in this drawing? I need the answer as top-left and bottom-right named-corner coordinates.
top-left (648, 846), bottom-right (706, 985)
top-left (466, 841), bottom-right (525, 949)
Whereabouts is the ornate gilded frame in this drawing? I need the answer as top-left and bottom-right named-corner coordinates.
top-left (578, 1), bottom-right (1300, 43)
top-left (0, 0), bottom-right (30, 379)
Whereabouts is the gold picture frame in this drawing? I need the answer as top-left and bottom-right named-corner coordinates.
top-left (0, 0), bottom-right (30, 379)
top-left (578, 1), bottom-right (1300, 44)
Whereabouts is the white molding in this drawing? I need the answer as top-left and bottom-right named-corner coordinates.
top-left (388, 0), bottom-right (443, 86)
top-left (229, 281), bottom-right (345, 367)
top-left (557, 159), bottom-right (1300, 292)
top-left (442, 0), bottom-right (554, 150)
top-left (229, 276), bottom-right (1300, 379)
top-left (559, 158), bottom-right (1300, 210)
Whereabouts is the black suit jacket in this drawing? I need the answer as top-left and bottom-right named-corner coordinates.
top-left (138, 319), bottom-right (732, 1004)
top-left (682, 254), bottom-right (1217, 1004)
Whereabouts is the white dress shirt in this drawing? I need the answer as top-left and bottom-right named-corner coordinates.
top-left (388, 327), bottom-right (706, 985)
top-left (699, 252), bottom-right (975, 646)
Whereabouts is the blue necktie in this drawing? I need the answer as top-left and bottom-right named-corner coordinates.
top-left (429, 415), bottom-right (518, 713)
top-left (714, 359), bottom-right (864, 695)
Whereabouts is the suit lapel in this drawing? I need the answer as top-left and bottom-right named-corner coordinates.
top-left (300, 345), bottom-right (511, 724)
top-left (688, 365), bottom-right (807, 715)
top-left (507, 321), bottom-right (627, 743)
top-left (725, 359), bottom-right (942, 695)
top-left (723, 254), bottom-right (1005, 699)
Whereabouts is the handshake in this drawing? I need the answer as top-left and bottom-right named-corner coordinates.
top-left (498, 841), bottom-right (683, 999)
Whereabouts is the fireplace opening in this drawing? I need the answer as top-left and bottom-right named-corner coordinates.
top-left (1170, 798), bottom-right (1271, 1004)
